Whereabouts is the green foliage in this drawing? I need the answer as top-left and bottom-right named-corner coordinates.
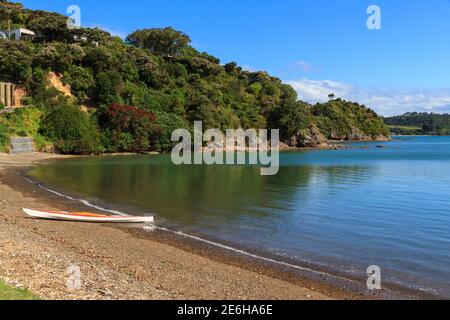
top-left (40, 105), bottom-right (101, 154)
top-left (0, 124), bottom-right (9, 152)
top-left (312, 99), bottom-right (389, 139)
top-left (63, 65), bottom-right (95, 103)
top-left (152, 110), bottom-right (188, 151)
top-left (385, 112), bottom-right (450, 135)
top-left (35, 42), bottom-right (85, 73)
top-left (0, 107), bottom-right (49, 152)
top-left (26, 10), bottom-right (71, 42)
top-left (95, 70), bottom-right (123, 105)
top-left (83, 46), bottom-right (115, 72)
top-left (271, 100), bottom-right (312, 142)
top-left (0, 41), bottom-right (33, 83)
top-left (224, 62), bottom-right (239, 75)
top-left (126, 27), bottom-right (191, 56)
top-left (0, 1), bottom-right (25, 31)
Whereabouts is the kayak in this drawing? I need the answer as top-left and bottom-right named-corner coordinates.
top-left (22, 208), bottom-right (154, 224)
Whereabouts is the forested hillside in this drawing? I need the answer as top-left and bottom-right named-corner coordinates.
top-left (384, 113), bottom-right (450, 135)
top-left (0, 1), bottom-right (390, 153)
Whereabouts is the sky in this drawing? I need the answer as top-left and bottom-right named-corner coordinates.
top-left (19, 0), bottom-right (450, 116)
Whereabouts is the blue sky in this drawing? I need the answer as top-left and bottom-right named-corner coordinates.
top-left (20, 0), bottom-right (450, 115)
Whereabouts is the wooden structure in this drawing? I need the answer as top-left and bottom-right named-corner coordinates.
top-left (0, 82), bottom-right (16, 107)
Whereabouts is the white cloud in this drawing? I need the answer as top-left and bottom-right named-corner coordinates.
top-left (285, 79), bottom-right (450, 116)
top-left (295, 61), bottom-right (314, 72)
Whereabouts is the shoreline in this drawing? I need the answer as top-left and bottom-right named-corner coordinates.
top-left (0, 153), bottom-right (427, 300)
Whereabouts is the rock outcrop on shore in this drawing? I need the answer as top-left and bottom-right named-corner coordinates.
top-left (327, 126), bottom-right (391, 142)
top-left (283, 124), bottom-right (389, 151)
top-left (290, 124), bottom-right (329, 148)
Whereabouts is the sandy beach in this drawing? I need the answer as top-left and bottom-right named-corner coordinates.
top-left (0, 153), bottom-right (388, 300)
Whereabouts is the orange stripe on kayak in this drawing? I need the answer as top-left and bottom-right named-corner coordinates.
top-left (43, 210), bottom-right (110, 218)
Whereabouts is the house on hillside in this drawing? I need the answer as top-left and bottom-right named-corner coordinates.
top-left (72, 34), bottom-right (99, 47)
top-left (0, 28), bottom-right (35, 41)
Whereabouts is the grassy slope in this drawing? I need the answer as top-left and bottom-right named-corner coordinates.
top-left (0, 107), bottom-right (48, 152)
top-left (0, 280), bottom-right (39, 300)
top-left (387, 125), bottom-right (421, 130)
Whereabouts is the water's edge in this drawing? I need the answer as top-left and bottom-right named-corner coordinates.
top-left (15, 166), bottom-right (434, 300)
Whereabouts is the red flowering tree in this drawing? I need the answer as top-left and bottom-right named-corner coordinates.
top-left (98, 104), bottom-right (162, 152)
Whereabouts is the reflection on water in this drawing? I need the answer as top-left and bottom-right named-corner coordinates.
top-left (28, 137), bottom-right (450, 297)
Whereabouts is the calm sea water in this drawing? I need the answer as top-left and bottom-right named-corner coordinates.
top-left (28, 136), bottom-right (450, 297)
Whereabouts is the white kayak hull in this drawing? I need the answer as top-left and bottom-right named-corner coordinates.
top-left (23, 208), bottom-right (154, 224)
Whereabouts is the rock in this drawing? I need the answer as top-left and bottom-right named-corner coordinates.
top-left (327, 126), bottom-right (391, 143)
top-left (372, 135), bottom-right (392, 142)
top-left (347, 127), bottom-right (367, 141)
top-left (43, 144), bottom-right (55, 154)
top-left (278, 142), bottom-right (297, 151)
top-left (293, 124), bottom-right (329, 148)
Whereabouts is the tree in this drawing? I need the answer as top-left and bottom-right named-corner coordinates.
top-left (224, 62), bottom-right (238, 75)
top-left (126, 27), bottom-right (191, 56)
top-left (0, 1), bottom-right (25, 34)
top-left (26, 10), bottom-right (71, 42)
top-left (83, 46), bottom-right (114, 72)
top-left (70, 27), bottom-right (111, 46)
top-left (0, 41), bottom-right (33, 83)
top-left (35, 43), bottom-right (85, 73)
top-left (95, 70), bottom-right (123, 105)
top-left (328, 93), bottom-right (336, 100)
top-left (270, 100), bottom-right (312, 142)
top-left (65, 65), bottom-right (95, 103)
top-left (97, 104), bottom-right (162, 152)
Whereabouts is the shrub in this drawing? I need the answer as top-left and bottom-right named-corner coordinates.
top-left (40, 105), bottom-right (101, 154)
top-left (0, 125), bottom-right (10, 153)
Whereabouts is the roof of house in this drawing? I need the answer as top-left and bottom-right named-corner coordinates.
top-left (0, 28), bottom-right (36, 36)
top-left (15, 28), bottom-right (35, 36)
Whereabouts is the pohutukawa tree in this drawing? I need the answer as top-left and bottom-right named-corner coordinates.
top-left (126, 27), bottom-right (191, 56)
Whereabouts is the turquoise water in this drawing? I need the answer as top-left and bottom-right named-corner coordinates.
top-left (28, 136), bottom-right (450, 297)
